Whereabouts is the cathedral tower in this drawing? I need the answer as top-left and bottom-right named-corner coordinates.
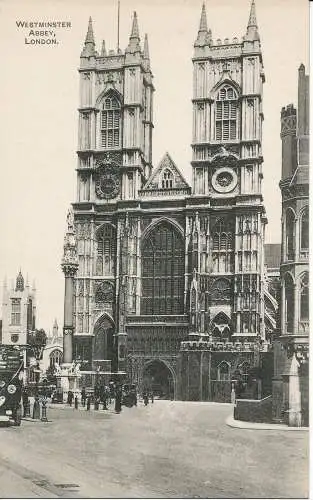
top-left (189, 0), bottom-right (267, 342)
top-left (67, 13), bottom-right (154, 374)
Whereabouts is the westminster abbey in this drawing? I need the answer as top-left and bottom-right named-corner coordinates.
top-left (62, 1), bottom-right (279, 401)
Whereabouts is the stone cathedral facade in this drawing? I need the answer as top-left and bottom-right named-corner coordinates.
top-left (63, 1), bottom-right (276, 401)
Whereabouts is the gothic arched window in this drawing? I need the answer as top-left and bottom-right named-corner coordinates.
top-left (300, 273), bottom-right (309, 321)
top-left (300, 207), bottom-right (309, 251)
top-left (100, 95), bottom-right (121, 149)
top-left (50, 349), bottom-right (63, 368)
top-left (141, 223), bottom-right (185, 315)
top-left (284, 273), bottom-right (294, 333)
top-left (211, 218), bottom-right (234, 273)
top-left (161, 169), bottom-right (174, 189)
top-left (217, 361), bottom-right (231, 381)
top-left (215, 85), bottom-right (239, 141)
top-left (285, 210), bottom-right (295, 260)
top-left (96, 225), bottom-right (116, 276)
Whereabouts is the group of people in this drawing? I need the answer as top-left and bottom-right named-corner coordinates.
top-left (66, 384), bottom-right (154, 413)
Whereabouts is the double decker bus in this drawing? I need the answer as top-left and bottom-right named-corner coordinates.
top-left (0, 345), bottom-right (24, 426)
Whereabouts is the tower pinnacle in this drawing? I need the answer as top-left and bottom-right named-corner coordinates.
top-left (126, 11), bottom-right (141, 54)
top-left (81, 17), bottom-right (96, 57)
top-left (194, 3), bottom-right (210, 48)
top-left (143, 33), bottom-right (150, 69)
top-left (199, 2), bottom-right (208, 32)
top-left (101, 39), bottom-right (107, 57)
top-left (131, 11), bottom-right (140, 39)
top-left (245, 0), bottom-right (260, 41)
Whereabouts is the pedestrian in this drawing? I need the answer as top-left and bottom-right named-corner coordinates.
top-left (67, 390), bottom-right (74, 407)
top-left (32, 394), bottom-right (40, 419)
top-left (22, 389), bottom-right (29, 418)
top-left (86, 395), bottom-right (91, 411)
top-left (74, 395), bottom-right (78, 409)
top-left (115, 385), bottom-right (122, 414)
top-left (150, 391), bottom-right (154, 404)
top-left (81, 387), bottom-right (86, 407)
top-left (143, 390), bottom-right (149, 406)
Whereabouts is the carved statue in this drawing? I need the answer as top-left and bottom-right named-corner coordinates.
top-left (66, 208), bottom-right (74, 233)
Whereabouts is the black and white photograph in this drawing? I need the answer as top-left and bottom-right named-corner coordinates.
top-left (0, 0), bottom-right (309, 497)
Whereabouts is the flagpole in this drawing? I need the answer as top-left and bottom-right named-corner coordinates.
top-left (117, 0), bottom-right (120, 51)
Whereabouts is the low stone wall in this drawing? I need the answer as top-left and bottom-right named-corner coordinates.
top-left (234, 396), bottom-right (273, 424)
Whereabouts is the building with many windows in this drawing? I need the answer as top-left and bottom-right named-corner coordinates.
top-left (62, 1), bottom-right (277, 400)
top-left (272, 64), bottom-right (309, 426)
top-left (1, 271), bottom-right (36, 347)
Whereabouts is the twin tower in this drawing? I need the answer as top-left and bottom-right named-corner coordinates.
top-left (62, 1), bottom-right (269, 390)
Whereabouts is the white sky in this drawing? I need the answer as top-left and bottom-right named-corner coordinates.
top-left (0, 0), bottom-right (309, 333)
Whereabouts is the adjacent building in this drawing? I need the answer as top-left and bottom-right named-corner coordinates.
top-left (1, 271), bottom-right (36, 346)
top-left (272, 65), bottom-right (309, 426)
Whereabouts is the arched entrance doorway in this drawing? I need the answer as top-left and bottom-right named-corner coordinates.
top-left (93, 316), bottom-right (116, 372)
top-left (143, 360), bottom-right (175, 400)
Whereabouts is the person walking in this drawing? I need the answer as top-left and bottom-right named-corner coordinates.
top-left (22, 388), bottom-right (29, 418)
top-left (143, 390), bottom-right (149, 406)
top-left (81, 387), bottom-right (86, 407)
top-left (115, 385), bottom-right (122, 414)
top-left (67, 390), bottom-right (74, 407)
top-left (150, 391), bottom-right (154, 404)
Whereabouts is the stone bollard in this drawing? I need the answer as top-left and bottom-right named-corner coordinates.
top-left (41, 398), bottom-right (48, 422)
top-left (25, 400), bottom-right (31, 418)
top-left (32, 397), bottom-right (40, 420)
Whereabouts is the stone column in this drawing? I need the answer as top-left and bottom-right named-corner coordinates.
top-left (62, 265), bottom-right (78, 363)
top-left (61, 208), bottom-right (79, 365)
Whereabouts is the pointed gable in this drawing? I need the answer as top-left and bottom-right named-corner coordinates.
top-left (142, 153), bottom-right (191, 196)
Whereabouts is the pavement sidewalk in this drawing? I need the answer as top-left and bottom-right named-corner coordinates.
top-left (226, 414), bottom-right (309, 431)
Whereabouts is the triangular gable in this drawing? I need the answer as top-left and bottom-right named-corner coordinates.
top-left (143, 152), bottom-right (191, 192)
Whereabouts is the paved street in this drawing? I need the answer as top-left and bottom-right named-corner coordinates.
top-left (0, 400), bottom-right (308, 498)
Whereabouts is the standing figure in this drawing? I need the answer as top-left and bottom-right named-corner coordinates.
top-left (115, 386), bottom-right (122, 414)
top-left (86, 395), bottom-right (91, 411)
top-left (81, 387), bottom-right (86, 407)
top-left (67, 390), bottom-right (74, 407)
top-left (22, 389), bottom-right (29, 417)
top-left (150, 391), bottom-right (154, 404)
top-left (74, 395), bottom-right (78, 409)
top-left (143, 391), bottom-right (149, 406)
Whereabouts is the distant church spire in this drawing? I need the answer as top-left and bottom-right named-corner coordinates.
top-left (81, 17), bottom-right (96, 56)
top-left (245, 0), bottom-right (260, 41)
top-left (16, 270), bottom-right (24, 292)
top-left (194, 3), bottom-right (210, 47)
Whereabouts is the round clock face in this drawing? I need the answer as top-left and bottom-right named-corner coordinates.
top-left (211, 167), bottom-right (237, 193)
top-left (95, 165), bottom-right (120, 199)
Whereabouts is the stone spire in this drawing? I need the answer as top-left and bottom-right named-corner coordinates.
top-left (81, 17), bottom-right (96, 57)
top-left (143, 33), bottom-right (150, 69)
top-left (126, 11), bottom-right (141, 53)
top-left (245, 0), bottom-right (260, 41)
top-left (101, 39), bottom-right (107, 57)
top-left (52, 318), bottom-right (58, 338)
top-left (194, 3), bottom-right (210, 47)
top-left (15, 270), bottom-right (24, 292)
